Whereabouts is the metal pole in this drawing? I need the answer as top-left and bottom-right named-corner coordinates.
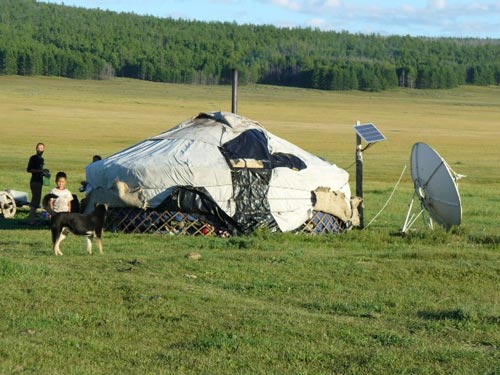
top-left (355, 120), bottom-right (364, 228)
top-left (231, 69), bottom-right (238, 114)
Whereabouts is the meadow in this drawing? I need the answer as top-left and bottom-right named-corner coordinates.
top-left (0, 76), bottom-right (499, 374)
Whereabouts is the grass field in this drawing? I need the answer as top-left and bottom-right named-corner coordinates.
top-left (0, 76), bottom-right (499, 374)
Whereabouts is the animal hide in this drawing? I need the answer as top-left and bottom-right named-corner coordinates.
top-left (114, 180), bottom-right (147, 209)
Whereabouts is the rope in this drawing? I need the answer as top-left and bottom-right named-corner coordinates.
top-left (364, 164), bottom-right (407, 229)
top-left (343, 160), bottom-right (356, 171)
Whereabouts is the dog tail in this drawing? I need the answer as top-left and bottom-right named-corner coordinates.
top-left (42, 193), bottom-right (58, 216)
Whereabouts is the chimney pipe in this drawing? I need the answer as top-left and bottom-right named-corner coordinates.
top-left (231, 69), bottom-right (238, 114)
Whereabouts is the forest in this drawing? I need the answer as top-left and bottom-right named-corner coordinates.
top-left (1, 0), bottom-right (500, 91)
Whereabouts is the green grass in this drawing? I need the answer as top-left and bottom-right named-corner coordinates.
top-left (0, 76), bottom-right (499, 374)
top-left (0, 223), bottom-right (499, 374)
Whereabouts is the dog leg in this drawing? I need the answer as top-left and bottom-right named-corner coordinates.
top-left (95, 236), bottom-right (103, 254)
top-left (86, 236), bottom-right (93, 254)
top-left (54, 232), bottom-right (67, 256)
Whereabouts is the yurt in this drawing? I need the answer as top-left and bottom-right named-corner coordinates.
top-left (84, 111), bottom-right (361, 235)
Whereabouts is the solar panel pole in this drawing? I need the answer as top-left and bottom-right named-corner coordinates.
top-left (355, 120), bottom-right (364, 228)
top-left (231, 69), bottom-right (238, 114)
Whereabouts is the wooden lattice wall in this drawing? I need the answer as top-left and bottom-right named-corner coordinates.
top-left (105, 207), bottom-right (345, 236)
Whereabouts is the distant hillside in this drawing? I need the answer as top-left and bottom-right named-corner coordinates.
top-left (1, 0), bottom-right (500, 91)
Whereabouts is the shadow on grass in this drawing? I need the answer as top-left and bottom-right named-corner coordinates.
top-left (417, 309), bottom-right (472, 322)
top-left (0, 217), bottom-right (50, 230)
top-left (418, 309), bottom-right (500, 327)
top-left (467, 234), bottom-right (500, 246)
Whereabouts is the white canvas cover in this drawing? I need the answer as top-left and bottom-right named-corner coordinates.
top-left (85, 111), bottom-right (351, 232)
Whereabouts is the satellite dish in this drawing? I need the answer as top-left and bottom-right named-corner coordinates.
top-left (402, 142), bottom-right (463, 233)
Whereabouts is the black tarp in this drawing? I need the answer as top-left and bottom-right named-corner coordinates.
top-left (157, 186), bottom-right (240, 234)
top-left (220, 129), bottom-right (307, 233)
top-left (159, 128), bottom-right (308, 234)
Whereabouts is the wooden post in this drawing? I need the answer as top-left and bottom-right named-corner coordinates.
top-left (231, 69), bottom-right (238, 114)
top-left (355, 120), bottom-right (364, 228)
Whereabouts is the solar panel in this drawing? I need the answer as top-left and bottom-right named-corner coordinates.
top-left (354, 123), bottom-right (386, 144)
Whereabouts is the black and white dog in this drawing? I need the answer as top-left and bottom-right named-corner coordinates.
top-left (43, 194), bottom-right (108, 256)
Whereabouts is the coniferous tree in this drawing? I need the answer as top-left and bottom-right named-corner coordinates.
top-left (1, 0), bottom-right (499, 91)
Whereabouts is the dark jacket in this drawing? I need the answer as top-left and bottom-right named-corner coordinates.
top-left (27, 154), bottom-right (44, 184)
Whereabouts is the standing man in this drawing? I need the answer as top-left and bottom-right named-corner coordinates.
top-left (27, 142), bottom-right (46, 225)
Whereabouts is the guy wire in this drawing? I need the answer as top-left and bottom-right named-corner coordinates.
top-left (364, 164), bottom-right (407, 229)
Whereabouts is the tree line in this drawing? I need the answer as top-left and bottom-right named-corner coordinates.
top-left (1, 0), bottom-right (500, 91)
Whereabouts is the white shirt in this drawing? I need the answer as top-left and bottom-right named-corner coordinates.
top-left (50, 188), bottom-right (73, 212)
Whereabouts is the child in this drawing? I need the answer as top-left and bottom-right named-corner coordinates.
top-left (49, 171), bottom-right (73, 213)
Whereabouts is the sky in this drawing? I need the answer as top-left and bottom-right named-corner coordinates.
top-left (41, 0), bottom-right (500, 39)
